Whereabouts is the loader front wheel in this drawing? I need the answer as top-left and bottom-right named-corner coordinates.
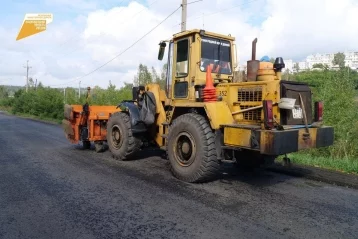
top-left (167, 113), bottom-right (220, 183)
top-left (107, 112), bottom-right (141, 160)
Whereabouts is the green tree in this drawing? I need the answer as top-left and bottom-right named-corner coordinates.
top-left (312, 63), bottom-right (329, 70)
top-left (151, 67), bottom-right (160, 82)
top-left (293, 62), bottom-right (300, 72)
top-left (332, 52), bottom-right (345, 68)
top-left (158, 63), bottom-right (167, 89)
top-left (134, 64), bottom-right (152, 86)
top-left (37, 81), bottom-right (44, 89)
top-left (269, 57), bottom-right (275, 64)
top-left (283, 68), bottom-right (291, 80)
top-left (28, 77), bottom-right (35, 88)
top-left (312, 63), bottom-right (325, 69)
top-left (0, 86), bottom-right (8, 99)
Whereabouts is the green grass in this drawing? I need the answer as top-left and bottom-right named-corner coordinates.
top-left (2, 106), bottom-right (358, 175)
top-left (279, 153), bottom-right (358, 175)
top-left (15, 112), bottom-right (62, 124)
top-left (0, 105), bottom-right (12, 112)
top-left (0, 107), bottom-right (62, 125)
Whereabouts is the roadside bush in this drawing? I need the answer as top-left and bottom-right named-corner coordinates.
top-left (8, 82), bottom-right (133, 121)
top-left (2, 68), bottom-right (357, 162)
top-left (11, 88), bottom-right (64, 120)
top-left (0, 98), bottom-right (14, 107)
top-left (295, 69), bottom-right (358, 159)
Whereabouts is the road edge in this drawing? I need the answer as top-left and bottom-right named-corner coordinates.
top-left (0, 111), bottom-right (61, 126)
top-left (1, 110), bottom-right (358, 189)
top-left (267, 162), bottom-right (358, 189)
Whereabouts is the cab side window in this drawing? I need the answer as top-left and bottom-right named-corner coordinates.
top-left (176, 39), bottom-right (189, 77)
top-left (166, 42), bottom-right (174, 98)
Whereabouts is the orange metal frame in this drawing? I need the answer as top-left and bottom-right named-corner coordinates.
top-left (67, 105), bottom-right (119, 144)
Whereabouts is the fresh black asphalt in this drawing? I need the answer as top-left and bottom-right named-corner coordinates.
top-left (1, 113), bottom-right (358, 239)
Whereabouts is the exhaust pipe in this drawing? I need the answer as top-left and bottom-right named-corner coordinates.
top-left (251, 38), bottom-right (257, 60)
top-left (247, 38), bottom-right (260, 82)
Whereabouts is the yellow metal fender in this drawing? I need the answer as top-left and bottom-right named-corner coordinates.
top-left (203, 101), bottom-right (235, 129)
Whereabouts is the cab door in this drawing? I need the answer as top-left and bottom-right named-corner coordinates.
top-left (172, 37), bottom-right (190, 100)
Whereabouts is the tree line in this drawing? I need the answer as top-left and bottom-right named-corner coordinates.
top-left (0, 64), bottom-right (357, 160)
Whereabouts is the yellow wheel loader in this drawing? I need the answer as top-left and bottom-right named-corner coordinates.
top-left (63, 29), bottom-right (334, 183)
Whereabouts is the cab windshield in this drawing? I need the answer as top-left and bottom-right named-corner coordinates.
top-left (200, 36), bottom-right (232, 75)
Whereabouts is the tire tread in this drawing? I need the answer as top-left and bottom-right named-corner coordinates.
top-left (107, 112), bottom-right (141, 160)
top-left (167, 113), bottom-right (220, 183)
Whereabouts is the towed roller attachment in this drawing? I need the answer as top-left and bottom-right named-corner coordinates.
top-left (64, 104), bottom-right (74, 120)
top-left (62, 119), bottom-right (74, 136)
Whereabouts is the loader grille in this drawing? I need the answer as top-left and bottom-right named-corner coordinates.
top-left (240, 105), bottom-right (262, 121)
top-left (238, 87), bottom-right (263, 102)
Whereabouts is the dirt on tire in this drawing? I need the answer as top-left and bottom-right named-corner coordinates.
top-left (167, 113), bottom-right (220, 183)
top-left (106, 112), bottom-right (141, 160)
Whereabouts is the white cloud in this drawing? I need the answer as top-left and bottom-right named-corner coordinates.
top-left (1, 0), bottom-right (358, 88)
top-left (44, 0), bottom-right (98, 10)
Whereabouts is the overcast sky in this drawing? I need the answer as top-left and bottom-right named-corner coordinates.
top-left (1, 0), bottom-right (357, 88)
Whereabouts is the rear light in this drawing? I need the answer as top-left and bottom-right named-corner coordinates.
top-left (314, 101), bottom-right (323, 122)
top-left (263, 100), bottom-right (274, 129)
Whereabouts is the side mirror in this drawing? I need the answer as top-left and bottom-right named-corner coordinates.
top-left (158, 41), bottom-right (166, 60)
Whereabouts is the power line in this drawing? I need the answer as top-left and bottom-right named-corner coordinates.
top-left (27, 0), bottom-right (163, 85)
top-left (186, 0), bottom-right (203, 5)
top-left (26, 0), bottom-right (161, 68)
top-left (78, 0), bottom-right (162, 46)
top-left (49, 5), bottom-right (181, 87)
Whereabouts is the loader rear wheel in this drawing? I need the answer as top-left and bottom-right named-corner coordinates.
top-left (167, 113), bottom-right (220, 183)
top-left (106, 112), bottom-right (141, 160)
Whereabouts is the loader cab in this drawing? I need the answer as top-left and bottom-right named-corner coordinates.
top-left (158, 29), bottom-right (237, 102)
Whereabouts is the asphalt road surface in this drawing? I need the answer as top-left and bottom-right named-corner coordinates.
top-left (1, 113), bottom-right (358, 239)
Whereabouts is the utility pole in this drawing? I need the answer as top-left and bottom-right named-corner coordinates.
top-left (181, 0), bottom-right (187, 31)
top-left (35, 79), bottom-right (38, 91)
top-left (202, 12), bottom-right (204, 29)
top-left (348, 67), bottom-right (350, 79)
top-left (23, 60), bottom-right (32, 92)
top-left (64, 88), bottom-right (66, 104)
top-left (78, 81), bottom-right (81, 99)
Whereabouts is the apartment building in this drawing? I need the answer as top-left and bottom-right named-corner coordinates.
top-left (298, 61), bottom-right (308, 71)
top-left (283, 59), bottom-right (293, 73)
top-left (344, 52), bottom-right (358, 69)
top-left (306, 53), bottom-right (334, 68)
top-left (303, 51), bottom-right (358, 70)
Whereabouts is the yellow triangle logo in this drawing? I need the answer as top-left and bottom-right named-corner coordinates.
top-left (16, 20), bottom-right (46, 40)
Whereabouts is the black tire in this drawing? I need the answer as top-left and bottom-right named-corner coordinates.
top-left (167, 113), bottom-right (220, 183)
top-left (82, 141), bottom-right (91, 150)
top-left (106, 112), bottom-right (141, 160)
